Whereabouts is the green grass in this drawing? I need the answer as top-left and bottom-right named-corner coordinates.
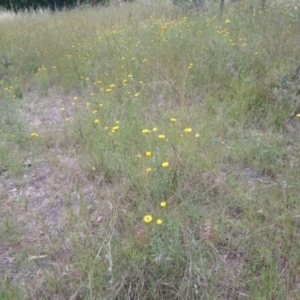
top-left (1, 0), bottom-right (300, 298)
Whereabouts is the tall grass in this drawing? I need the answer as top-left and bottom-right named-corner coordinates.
top-left (1, 0), bottom-right (300, 299)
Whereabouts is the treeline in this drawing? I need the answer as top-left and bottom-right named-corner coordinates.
top-left (0, 0), bottom-right (122, 12)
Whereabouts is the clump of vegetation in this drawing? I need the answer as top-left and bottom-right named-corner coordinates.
top-left (1, 0), bottom-right (300, 299)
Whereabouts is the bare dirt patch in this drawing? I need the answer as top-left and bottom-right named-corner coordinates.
top-left (0, 88), bottom-right (112, 297)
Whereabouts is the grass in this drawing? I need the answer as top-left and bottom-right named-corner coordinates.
top-left (1, 0), bottom-right (300, 298)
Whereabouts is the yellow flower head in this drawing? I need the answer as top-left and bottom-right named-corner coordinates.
top-left (30, 132), bottom-right (39, 137)
top-left (297, 114), bottom-right (300, 118)
top-left (143, 215), bottom-right (153, 223)
top-left (158, 134), bottom-right (165, 139)
top-left (225, 19), bottom-right (230, 24)
top-left (160, 201), bottom-right (167, 207)
top-left (156, 219), bottom-right (163, 225)
top-left (184, 128), bottom-right (192, 133)
top-left (170, 118), bottom-right (177, 122)
top-left (195, 133), bottom-right (200, 138)
top-left (112, 126), bottom-right (119, 131)
top-left (146, 167), bottom-right (152, 173)
top-left (142, 129), bottom-right (149, 134)
top-left (162, 162), bottom-right (169, 168)
top-left (152, 127), bottom-right (157, 132)
top-left (94, 119), bottom-right (99, 124)
top-left (146, 151), bottom-right (152, 157)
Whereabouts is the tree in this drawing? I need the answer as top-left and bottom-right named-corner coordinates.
top-left (220, 0), bottom-right (224, 14)
top-left (0, 0), bottom-right (109, 11)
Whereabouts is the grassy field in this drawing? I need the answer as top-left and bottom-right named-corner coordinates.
top-left (1, 0), bottom-right (300, 298)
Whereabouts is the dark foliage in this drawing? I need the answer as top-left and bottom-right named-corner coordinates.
top-left (0, 0), bottom-right (114, 11)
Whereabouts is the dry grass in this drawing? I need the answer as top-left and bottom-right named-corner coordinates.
top-left (1, 0), bottom-right (300, 299)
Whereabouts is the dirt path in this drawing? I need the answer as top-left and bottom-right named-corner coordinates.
top-left (0, 88), bottom-right (112, 298)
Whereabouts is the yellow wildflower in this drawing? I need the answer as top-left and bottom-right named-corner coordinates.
top-left (94, 119), bottom-right (99, 124)
top-left (156, 219), bottom-right (163, 225)
top-left (146, 151), bottom-right (151, 157)
top-left (160, 201), bottom-right (167, 207)
top-left (170, 118), bottom-right (177, 122)
top-left (184, 128), bottom-right (192, 133)
top-left (162, 162), bottom-right (169, 168)
top-left (143, 215), bottom-right (153, 223)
